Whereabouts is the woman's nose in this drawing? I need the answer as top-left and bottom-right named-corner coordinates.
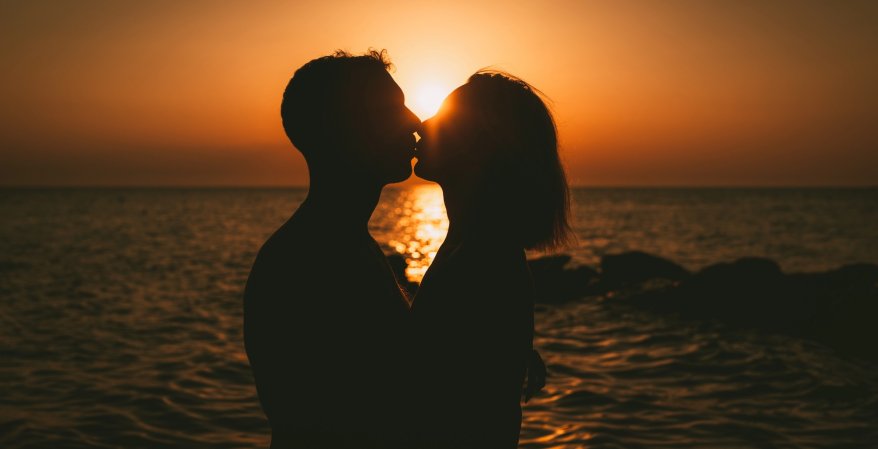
top-left (421, 117), bottom-right (434, 130)
top-left (417, 118), bottom-right (434, 139)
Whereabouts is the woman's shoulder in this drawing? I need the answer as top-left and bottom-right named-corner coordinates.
top-left (451, 241), bottom-right (531, 288)
top-left (458, 239), bottom-right (526, 265)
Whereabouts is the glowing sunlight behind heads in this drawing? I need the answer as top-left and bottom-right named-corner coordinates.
top-left (408, 82), bottom-right (453, 120)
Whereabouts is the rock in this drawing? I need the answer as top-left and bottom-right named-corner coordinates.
top-left (599, 251), bottom-right (689, 290)
top-left (680, 257), bottom-right (793, 330)
top-left (528, 255), bottom-right (600, 304)
top-left (693, 257), bottom-right (783, 284)
top-left (799, 263), bottom-right (878, 361)
top-left (392, 245), bottom-right (878, 362)
top-left (528, 254), bottom-right (572, 274)
top-left (622, 256), bottom-right (878, 362)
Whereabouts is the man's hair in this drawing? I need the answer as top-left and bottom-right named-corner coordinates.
top-left (280, 49), bottom-right (393, 157)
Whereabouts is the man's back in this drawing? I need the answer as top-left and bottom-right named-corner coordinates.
top-left (243, 214), bottom-right (410, 448)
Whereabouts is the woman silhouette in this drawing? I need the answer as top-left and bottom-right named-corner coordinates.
top-left (410, 71), bottom-right (570, 448)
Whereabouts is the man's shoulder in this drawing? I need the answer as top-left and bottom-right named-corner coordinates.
top-left (255, 219), bottom-right (330, 264)
top-left (245, 221), bottom-right (334, 300)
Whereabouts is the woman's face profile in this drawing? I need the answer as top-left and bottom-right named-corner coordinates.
top-left (414, 84), bottom-right (485, 183)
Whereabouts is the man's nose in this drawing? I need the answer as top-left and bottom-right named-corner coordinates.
top-left (404, 106), bottom-right (420, 130)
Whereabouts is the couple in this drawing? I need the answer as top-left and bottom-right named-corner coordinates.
top-left (243, 49), bottom-right (570, 449)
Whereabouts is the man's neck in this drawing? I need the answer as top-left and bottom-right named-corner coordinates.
top-left (297, 177), bottom-right (383, 235)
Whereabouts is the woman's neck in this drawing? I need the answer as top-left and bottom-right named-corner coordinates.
top-left (440, 181), bottom-right (519, 249)
top-left (439, 181), bottom-right (473, 244)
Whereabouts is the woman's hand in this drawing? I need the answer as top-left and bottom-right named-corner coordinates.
top-left (524, 349), bottom-right (547, 403)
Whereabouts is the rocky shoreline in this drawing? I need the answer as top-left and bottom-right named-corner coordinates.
top-left (389, 251), bottom-right (878, 362)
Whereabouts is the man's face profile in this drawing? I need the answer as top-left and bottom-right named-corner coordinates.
top-left (343, 69), bottom-right (420, 185)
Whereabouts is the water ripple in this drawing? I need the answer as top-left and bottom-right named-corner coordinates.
top-left (1, 188), bottom-right (877, 448)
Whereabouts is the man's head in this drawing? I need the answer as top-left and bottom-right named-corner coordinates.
top-left (281, 50), bottom-right (420, 185)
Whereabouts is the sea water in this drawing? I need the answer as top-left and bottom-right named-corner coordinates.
top-left (1, 186), bottom-right (876, 448)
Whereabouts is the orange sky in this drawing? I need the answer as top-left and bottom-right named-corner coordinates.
top-left (1, 0), bottom-right (876, 186)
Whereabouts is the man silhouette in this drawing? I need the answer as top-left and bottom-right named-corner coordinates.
top-left (243, 50), bottom-right (419, 449)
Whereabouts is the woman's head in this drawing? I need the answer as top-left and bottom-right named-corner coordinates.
top-left (415, 70), bottom-right (571, 250)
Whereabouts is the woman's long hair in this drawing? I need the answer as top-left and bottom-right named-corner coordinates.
top-left (464, 70), bottom-right (572, 251)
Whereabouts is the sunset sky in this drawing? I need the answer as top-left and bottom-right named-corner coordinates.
top-left (2, 0), bottom-right (876, 186)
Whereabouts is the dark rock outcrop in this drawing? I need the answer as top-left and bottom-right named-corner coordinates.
top-left (627, 257), bottom-right (808, 332)
top-left (390, 248), bottom-right (877, 362)
top-left (793, 263), bottom-right (878, 360)
top-left (527, 255), bottom-right (599, 304)
top-left (599, 251), bottom-right (689, 290)
top-left (623, 257), bottom-right (878, 361)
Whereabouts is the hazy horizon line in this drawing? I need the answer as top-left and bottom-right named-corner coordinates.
top-left (2, 184), bottom-right (876, 190)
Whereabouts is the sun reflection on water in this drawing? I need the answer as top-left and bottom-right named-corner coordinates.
top-left (383, 184), bottom-right (448, 283)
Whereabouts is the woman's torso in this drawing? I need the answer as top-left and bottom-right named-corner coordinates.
top-left (410, 240), bottom-right (534, 447)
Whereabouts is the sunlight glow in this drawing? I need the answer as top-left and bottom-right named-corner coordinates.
top-left (409, 83), bottom-right (450, 120)
top-left (385, 184), bottom-right (449, 283)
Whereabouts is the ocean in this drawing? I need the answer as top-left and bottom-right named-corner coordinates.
top-left (1, 186), bottom-right (877, 448)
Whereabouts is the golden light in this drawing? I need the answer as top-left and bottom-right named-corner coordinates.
top-left (409, 82), bottom-right (451, 120)
top-left (385, 184), bottom-right (449, 283)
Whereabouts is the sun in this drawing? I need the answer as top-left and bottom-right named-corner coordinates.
top-left (409, 83), bottom-right (449, 120)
